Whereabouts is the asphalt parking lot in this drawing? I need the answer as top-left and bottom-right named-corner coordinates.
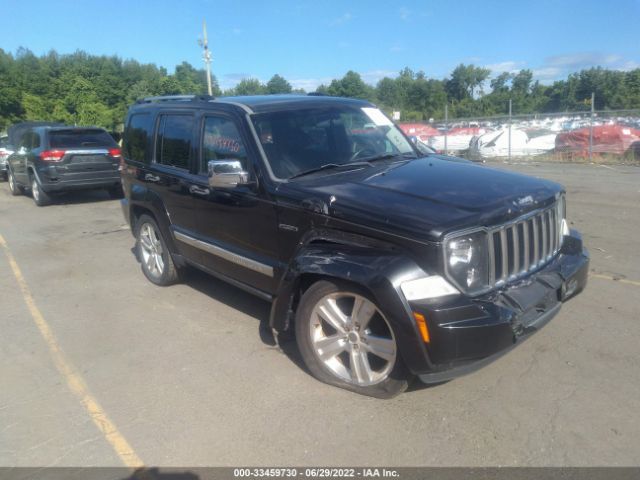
top-left (1, 161), bottom-right (639, 468)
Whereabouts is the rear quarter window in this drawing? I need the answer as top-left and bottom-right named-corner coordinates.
top-left (49, 129), bottom-right (116, 149)
top-left (123, 113), bottom-right (153, 164)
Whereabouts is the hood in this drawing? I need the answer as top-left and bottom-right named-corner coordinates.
top-left (276, 156), bottom-right (563, 242)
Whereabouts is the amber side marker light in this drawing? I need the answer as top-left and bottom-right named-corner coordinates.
top-left (413, 312), bottom-right (430, 343)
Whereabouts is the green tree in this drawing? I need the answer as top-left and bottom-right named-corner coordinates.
top-left (446, 64), bottom-right (491, 100)
top-left (266, 74), bottom-right (292, 94)
top-left (326, 71), bottom-right (374, 100)
top-left (232, 78), bottom-right (265, 96)
top-left (376, 77), bottom-right (401, 109)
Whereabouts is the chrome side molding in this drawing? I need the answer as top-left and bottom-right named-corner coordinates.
top-left (173, 231), bottom-right (274, 277)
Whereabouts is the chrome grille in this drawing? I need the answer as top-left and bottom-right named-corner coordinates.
top-left (488, 202), bottom-right (563, 286)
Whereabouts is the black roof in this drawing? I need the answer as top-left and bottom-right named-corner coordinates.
top-left (131, 94), bottom-right (374, 114)
top-left (216, 94), bottom-right (373, 113)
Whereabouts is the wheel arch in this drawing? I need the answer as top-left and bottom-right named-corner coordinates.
top-left (128, 189), bottom-right (180, 257)
top-left (269, 241), bottom-right (426, 334)
top-left (271, 242), bottom-right (435, 375)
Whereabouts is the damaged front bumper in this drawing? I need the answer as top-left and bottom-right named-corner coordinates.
top-left (409, 229), bottom-right (589, 384)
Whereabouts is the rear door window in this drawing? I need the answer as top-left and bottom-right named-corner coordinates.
top-left (49, 129), bottom-right (116, 148)
top-left (18, 131), bottom-right (40, 151)
top-left (123, 113), bottom-right (154, 164)
top-left (155, 114), bottom-right (194, 170)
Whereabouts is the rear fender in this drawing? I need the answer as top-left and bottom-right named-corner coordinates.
top-left (129, 187), bottom-right (180, 255)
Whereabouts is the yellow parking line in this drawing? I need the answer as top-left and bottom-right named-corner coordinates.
top-left (590, 273), bottom-right (640, 287)
top-left (0, 234), bottom-right (144, 468)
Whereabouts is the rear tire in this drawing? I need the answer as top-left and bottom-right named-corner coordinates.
top-left (30, 174), bottom-right (52, 206)
top-left (295, 279), bottom-right (412, 398)
top-left (134, 214), bottom-right (180, 286)
top-left (8, 169), bottom-right (23, 196)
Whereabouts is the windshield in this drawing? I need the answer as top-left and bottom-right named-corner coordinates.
top-left (251, 106), bottom-right (416, 179)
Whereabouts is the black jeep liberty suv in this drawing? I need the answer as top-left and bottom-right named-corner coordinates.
top-left (120, 94), bottom-right (589, 398)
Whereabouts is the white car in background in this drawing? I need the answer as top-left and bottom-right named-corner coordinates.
top-left (0, 135), bottom-right (14, 181)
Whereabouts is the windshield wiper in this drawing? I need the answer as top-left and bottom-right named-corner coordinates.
top-left (358, 152), bottom-right (418, 163)
top-left (289, 161), bottom-right (372, 180)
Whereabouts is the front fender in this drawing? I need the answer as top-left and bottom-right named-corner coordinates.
top-left (269, 245), bottom-right (435, 372)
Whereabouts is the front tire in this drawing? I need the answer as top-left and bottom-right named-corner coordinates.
top-left (135, 214), bottom-right (180, 286)
top-left (295, 280), bottom-right (412, 398)
top-left (30, 175), bottom-right (52, 206)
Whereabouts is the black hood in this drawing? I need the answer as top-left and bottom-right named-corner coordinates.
top-left (276, 156), bottom-right (563, 242)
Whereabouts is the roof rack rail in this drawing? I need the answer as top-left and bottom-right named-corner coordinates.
top-left (307, 92), bottom-right (329, 96)
top-left (136, 94), bottom-right (216, 104)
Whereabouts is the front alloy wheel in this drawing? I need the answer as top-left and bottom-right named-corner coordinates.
top-left (296, 280), bottom-right (411, 398)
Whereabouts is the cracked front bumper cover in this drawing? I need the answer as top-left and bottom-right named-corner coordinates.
top-left (410, 230), bottom-right (589, 384)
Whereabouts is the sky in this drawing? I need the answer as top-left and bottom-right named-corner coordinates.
top-left (2, 0), bottom-right (639, 91)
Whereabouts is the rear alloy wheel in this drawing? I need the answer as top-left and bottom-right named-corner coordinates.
top-left (296, 280), bottom-right (411, 398)
top-left (8, 169), bottom-right (23, 196)
top-left (31, 175), bottom-right (52, 206)
top-left (135, 214), bottom-right (179, 286)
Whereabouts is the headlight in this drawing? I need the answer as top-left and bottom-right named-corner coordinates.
top-left (557, 194), bottom-right (569, 237)
top-left (445, 230), bottom-right (490, 294)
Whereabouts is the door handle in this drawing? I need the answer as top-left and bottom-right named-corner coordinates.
top-left (144, 173), bottom-right (160, 183)
top-left (189, 185), bottom-right (210, 196)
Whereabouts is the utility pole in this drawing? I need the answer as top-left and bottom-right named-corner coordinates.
top-left (444, 103), bottom-right (448, 155)
top-left (508, 98), bottom-right (512, 161)
top-left (198, 20), bottom-right (213, 96)
top-left (589, 92), bottom-right (595, 162)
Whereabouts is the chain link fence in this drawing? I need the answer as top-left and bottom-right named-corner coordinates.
top-left (399, 108), bottom-right (640, 163)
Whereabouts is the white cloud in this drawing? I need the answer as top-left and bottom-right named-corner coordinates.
top-left (231, 28), bottom-right (243, 35)
top-left (399, 7), bottom-right (410, 21)
top-left (481, 53), bottom-right (639, 86)
top-left (289, 77), bottom-right (333, 91)
top-left (620, 60), bottom-right (640, 71)
top-left (330, 12), bottom-right (352, 26)
top-left (360, 70), bottom-right (398, 84)
top-left (534, 52), bottom-right (637, 83)
top-left (545, 52), bottom-right (621, 68)
top-left (219, 72), bottom-right (253, 90)
top-left (484, 61), bottom-right (525, 74)
top-left (288, 70), bottom-right (398, 92)
top-left (532, 67), bottom-right (563, 83)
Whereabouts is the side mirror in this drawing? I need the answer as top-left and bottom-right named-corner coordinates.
top-left (208, 160), bottom-right (250, 189)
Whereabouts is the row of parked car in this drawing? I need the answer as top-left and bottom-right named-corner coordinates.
top-left (1, 94), bottom-right (589, 397)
